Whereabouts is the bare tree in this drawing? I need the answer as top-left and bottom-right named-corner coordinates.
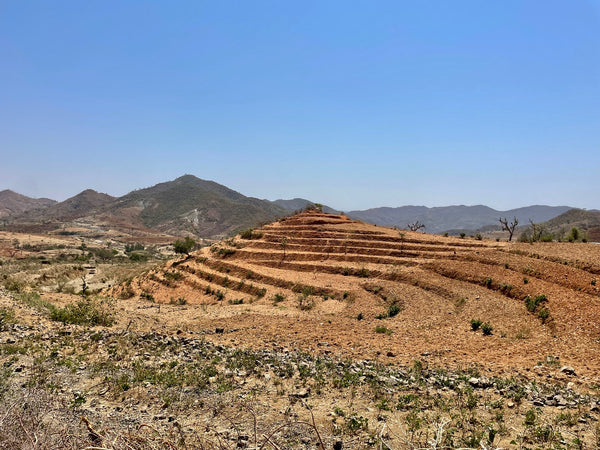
top-left (499, 217), bottom-right (518, 241)
top-left (407, 221), bottom-right (426, 232)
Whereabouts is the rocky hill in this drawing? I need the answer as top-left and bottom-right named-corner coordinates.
top-left (16, 189), bottom-right (115, 222)
top-left (99, 175), bottom-right (288, 238)
top-left (0, 189), bottom-right (56, 219)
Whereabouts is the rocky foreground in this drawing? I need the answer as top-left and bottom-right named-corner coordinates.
top-left (1, 290), bottom-right (600, 449)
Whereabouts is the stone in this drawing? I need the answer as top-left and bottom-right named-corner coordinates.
top-left (559, 366), bottom-right (576, 376)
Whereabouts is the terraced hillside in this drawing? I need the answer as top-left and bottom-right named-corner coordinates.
top-left (122, 210), bottom-right (600, 380)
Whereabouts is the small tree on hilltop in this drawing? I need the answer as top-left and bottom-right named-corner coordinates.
top-left (173, 236), bottom-right (196, 256)
top-left (407, 221), bottom-right (425, 232)
top-left (499, 217), bottom-right (518, 242)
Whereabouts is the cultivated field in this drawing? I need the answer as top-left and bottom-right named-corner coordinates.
top-left (2, 211), bottom-right (600, 448)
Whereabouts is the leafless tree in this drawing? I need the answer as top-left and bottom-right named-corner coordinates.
top-left (499, 217), bottom-right (518, 241)
top-left (407, 221), bottom-right (425, 232)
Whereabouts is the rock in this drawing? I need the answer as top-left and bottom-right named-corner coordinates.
top-left (291, 388), bottom-right (310, 399)
top-left (555, 395), bottom-right (568, 407)
top-left (533, 400), bottom-right (545, 407)
top-left (468, 377), bottom-right (480, 387)
top-left (507, 401), bottom-right (515, 408)
top-left (386, 351), bottom-right (396, 357)
top-left (560, 366), bottom-right (576, 376)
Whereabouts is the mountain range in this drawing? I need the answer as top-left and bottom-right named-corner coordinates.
top-left (0, 175), bottom-right (593, 240)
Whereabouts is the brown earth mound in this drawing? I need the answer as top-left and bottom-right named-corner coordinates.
top-left (117, 210), bottom-right (600, 382)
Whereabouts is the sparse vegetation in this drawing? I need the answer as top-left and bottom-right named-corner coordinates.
top-left (470, 318), bottom-right (482, 331)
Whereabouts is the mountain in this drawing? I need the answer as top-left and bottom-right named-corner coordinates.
top-left (97, 175), bottom-right (289, 238)
top-left (17, 189), bottom-right (116, 222)
top-left (272, 198), bottom-right (339, 214)
top-left (0, 190), bottom-right (56, 219)
top-left (347, 204), bottom-right (573, 234)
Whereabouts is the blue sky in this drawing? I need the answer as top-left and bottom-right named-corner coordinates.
top-left (1, 1), bottom-right (598, 211)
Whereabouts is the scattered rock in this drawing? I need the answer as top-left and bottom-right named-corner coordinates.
top-left (560, 366), bottom-right (576, 376)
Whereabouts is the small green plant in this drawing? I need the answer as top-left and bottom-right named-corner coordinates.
top-left (523, 277), bottom-right (529, 284)
top-left (538, 308), bottom-right (549, 323)
top-left (524, 408), bottom-right (537, 426)
top-left (460, 233), bottom-right (466, 239)
top-left (592, 279), bottom-right (597, 286)
top-left (356, 312), bottom-right (364, 320)
top-left (525, 294), bottom-right (547, 313)
top-left (70, 391), bottom-right (87, 409)
top-left (483, 277), bottom-right (493, 288)
top-left (470, 318), bottom-right (482, 331)
top-left (140, 291), bottom-right (154, 302)
top-left (387, 303), bottom-right (401, 317)
top-left (272, 293), bottom-right (285, 303)
top-left (499, 282), bottom-right (513, 294)
top-left (0, 308), bottom-right (14, 330)
top-left (481, 322), bottom-right (493, 335)
top-left (229, 298), bottom-right (244, 305)
top-left (375, 325), bottom-right (392, 335)
top-left (345, 415), bottom-right (368, 434)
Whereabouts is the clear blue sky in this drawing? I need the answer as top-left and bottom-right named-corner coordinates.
top-left (1, 1), bottom-right (599, 211)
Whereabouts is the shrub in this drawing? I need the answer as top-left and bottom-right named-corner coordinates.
top-left (499, 283), bottom-right (513, 294)
top-left (0, 308), bottom-right (14, 330)
top-left (525, 294), bottom-right (546, 313)
top-left (460, 233), bottom-right (466, 238)
top-left (272, 293), bottom-right (285, 303)
top-left (140, 292), bottom-right (154, 302)
top-left (375, 325), bottom-right (392, 335)
top-left (483, 277), bottom-right (493, 288)
top-left (240, 228), bottom-right (263, 240)
top-left (481, 322), bottom-right (493, 335)
top-left (538, 308), bottom-right (549, 323)
top-left (173, 237), bottom-right (196, 255)
top-left (387, 303), bottom-right (402, 317)
top-left (50, 298), bottom-right (115, 326)
top-left (470, 319), bottom-right (482, 331)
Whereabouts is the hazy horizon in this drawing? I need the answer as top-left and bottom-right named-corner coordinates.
top-left (2, 1), bottom-right (599, 211)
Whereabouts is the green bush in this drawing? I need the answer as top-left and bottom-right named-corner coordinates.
top-left (387, 303), bottom-right (402, 317)
top-left (481, 322), bottom-right (493, 335)
top-left (470, 318), bottom-right (482, 331)
top-left (50, 298), bottom-right (115, 326)
top-left (240, 228), bottom-right (263, 240)
top-left (272, 293), bottom-right (285, 303)
top-left (538, 308), bottom-right (549, 323)
top-left (0, 308), bottom-right (14, 330)
top-left (375, 325), bottom-right (392, 334)
top-left (173, 237), bottom-right (196, 255)
top-left (525, 294), bottom-right (546, 313)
